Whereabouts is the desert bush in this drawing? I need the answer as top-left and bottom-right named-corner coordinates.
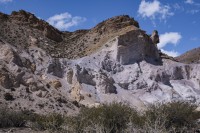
top-left (0, 106), bottom-right (65, 131)
top-left (33, 113), bottom-right (64, 131)
top-left (0, 106), bottom-right (26, 128)
top-left (1, 101), bottom-right (200, 132)
top-left (65, 102), bottom-right (142, 133)
top-left (143, 101), bottom-right (200, 132)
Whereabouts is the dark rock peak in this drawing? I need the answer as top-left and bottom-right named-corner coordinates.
top-left (10, 10), bottom-right (41, 26)
top-left (0, 12), bottom-right (9, 20)
top-left (151, 30), bottom-right (159, 45)
top-left (0, 10), bottom-right (63, 42)
top-left (101, 15), bottom-right (139, 28)
top-left (11, 10), bottom-right (35, 18)
top-left (9, 10), bottom-right (60, 31)
top-left (92, 15), bottom-right (139, 33)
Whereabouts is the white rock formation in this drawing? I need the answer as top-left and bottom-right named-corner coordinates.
top-left (61, 30), bottom-right (200, 109)
top-left (0, 25), bottom-right (200, 113)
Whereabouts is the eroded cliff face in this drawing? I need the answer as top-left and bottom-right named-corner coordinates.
top-left (0, 10), bottom-right (200, 114)
top-left (63, 34), bottom-right (200, 108)
top-left (115, 30), bottom-right (159, 64)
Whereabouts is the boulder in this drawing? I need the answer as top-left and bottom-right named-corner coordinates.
top-left (0, 72), bottom-right (13, 89)
top-left (150, 30), bottom-right (159, 45)
top-left (0, 45), bottom-right (22, 66)
top-left (95, 72), bottom-right (117, 94)
top-left (70, 82), bottom-right (84, 101)
top-left (47, 59), bottom-right (64, 78)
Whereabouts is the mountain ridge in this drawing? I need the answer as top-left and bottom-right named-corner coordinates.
top-left (176, 47), bottom-right (200, 64)
top-left (0, 10), bottom-right (141, 59)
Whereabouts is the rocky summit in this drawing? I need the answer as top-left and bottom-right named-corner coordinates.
top-left (0, 10), bottom-right (200, 114)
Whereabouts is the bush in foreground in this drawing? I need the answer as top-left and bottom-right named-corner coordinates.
top-left (0, 101), bottom-right (200, 132)
top-left (33, 113), bottom-right (64, 131)
top-left (143, 101), bottom-right (200, 132)
top-left (66, 102), bottom-right (143, 133)
top-left (0, 106), bottom-right (27, 128)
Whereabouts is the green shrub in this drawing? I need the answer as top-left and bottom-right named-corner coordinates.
top-left (33, 113), bottom-right (64, 131)
top-left (1, 101), bottom-right (200, 132)
top-left (0, 106), bottom-right (26, 128)
top-left (144, 101), bottom-right (200, 131)
top-left (66, 102), bottom-right (142, 133)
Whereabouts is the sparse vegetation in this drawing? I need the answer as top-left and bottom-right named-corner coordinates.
top-left (0, 101), bottom-right (200, 132)
top-left (0, 106), bottom-right (27, 128)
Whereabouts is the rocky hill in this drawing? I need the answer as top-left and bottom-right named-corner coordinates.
top-left (176, 47), bottom-right (200, 64)
top-left (0, 10), bottom-right (140, 59)
top-left (0, 10), bottom-right (200, 114)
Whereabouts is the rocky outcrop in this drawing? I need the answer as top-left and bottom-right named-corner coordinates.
top-left (115, 30), bottom-right (160, 64)
top-left (47, 59), bottom-right (64, 78)
top-left (0, 69), bottom-right (15, 89)
top-left (95, 72), bottom-right (117, 94)
top-left (10, 10), bottom-right (63, 42)
top-left (93, 15), bottom-right (140, 33)
top-left (0, 44), bottom-right (23, 66)
top-left (151, 30), bottom-right (159, 45)
top-left (75, 66), bottom-right (96, 86)
top-left (70, 82), bottom-right (84, 102)
top-left (101, 55), bottom-right (124, 73)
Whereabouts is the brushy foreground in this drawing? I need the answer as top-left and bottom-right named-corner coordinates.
top-left (1, 101), bottom-right (200, 133)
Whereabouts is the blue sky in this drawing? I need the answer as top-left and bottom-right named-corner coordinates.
top-left (0, 0), bottom-right (199, 56)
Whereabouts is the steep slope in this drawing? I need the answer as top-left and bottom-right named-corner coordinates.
top-left (0, 10), bottom-right (200, 114)
top-left (0, 41), bottom-right (79, 114)
top-left (176, 47), bottom-right (200, 64)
